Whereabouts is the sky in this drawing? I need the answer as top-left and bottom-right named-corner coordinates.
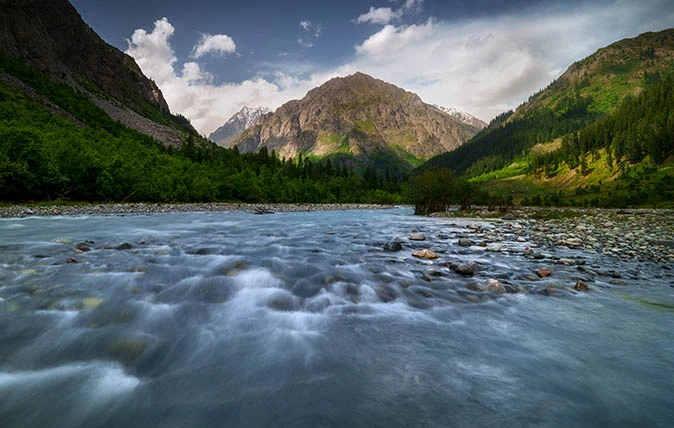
top-left (70, 0), bottom-right (674, 136)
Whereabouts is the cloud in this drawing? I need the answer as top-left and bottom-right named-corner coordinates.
top-left (127, 1), bottom-right (674, 136)
top-left (355, 0), bottom-right (423, 25)
top-left (193, 33), bottom-right (236, 58)
top-left (126, 18), bottom-right (319, 135)
top-left (356, 7), bottom-right (401, 25)
top-left (298, 19), bottom-right (322, 47)
top-left (355, 19), bottom-right (435, 56)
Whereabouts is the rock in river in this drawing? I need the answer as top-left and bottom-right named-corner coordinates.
top-left (412, 249), bottom-right (439, 259)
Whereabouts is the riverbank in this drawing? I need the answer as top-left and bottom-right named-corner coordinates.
top-left (0, 202), bottom-right (395, 218)
top-left (430, 207), bottom-right (674, 264)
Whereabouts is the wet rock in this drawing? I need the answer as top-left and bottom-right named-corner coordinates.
top-left (483, 279), bottom-right (506, 293)
top-left (129, 266), bottom-right (147, 273)
top-left (254, 206), bottom-right (274, 214)
top-left (409, 233), bottom-right (426, 241)
top-left (609, 279), bottom-right (628, 286)
top-left (458, 238), bottom-right (475, 247)
top-left (453, 262), bottom-right (478, 276)
top-left (523, 247), bottom-right (534, 256)
top-left (557, 258), bottom-right (575, 266)
top-left (538, 286), bottom-right (559, 296)
top-left (76, 243), bottom-right (91, 252)
top-left (383, 241), bottom-right (403, 252)
top-left (574, 280), bottom-right (589, 292)
top-left (412, 249), bottom-right (438, 259)
top-left (535, 268), bottom-right (552, 278)
top-left (428, 270), bottom-right (443, 277)
top-left (81, 297), bottom-right (103, 309)
top-left (437, 233), bottom-right (450, 240)
top-left (115, 243), bottom-right (133, 250)
top-left (191, 248), bottom-right (213, 255)
top-left (502, 213), bottom-right (516, 220)
top-left (108, 338), bottom-right (149, 366)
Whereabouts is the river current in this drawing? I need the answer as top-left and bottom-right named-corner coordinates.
top-left (0, 208), bottom-right (672, 427)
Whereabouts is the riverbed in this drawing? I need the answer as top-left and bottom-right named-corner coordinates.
top-left (1, 208), bottom-right (672, 427)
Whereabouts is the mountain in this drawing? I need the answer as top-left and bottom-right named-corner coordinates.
top-left (0, 0), bottom-right (195, 145)
top-left (420, 28), bottom-right (674, 207)
top-left (424, 28), bottom-right (674, 177)
top-left (432, 105), bottom-right (487, 130)
top-left (209, 106), bottom-right (271, 148)
top-left (234, 72), bottom-right (479, 170)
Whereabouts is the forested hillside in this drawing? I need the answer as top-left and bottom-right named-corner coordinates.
top-left (0, 54), bottom-right (401, 204)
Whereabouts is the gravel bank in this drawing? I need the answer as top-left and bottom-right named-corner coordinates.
top-left (432, 207), bottom-right (674, 264)
top-left (0, 203), bottom-right (395, 218)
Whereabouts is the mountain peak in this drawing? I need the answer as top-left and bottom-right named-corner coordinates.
top-left (233, 74), bottom-right (480, 169)
top-left (209, 106), bottom-right (271, 147)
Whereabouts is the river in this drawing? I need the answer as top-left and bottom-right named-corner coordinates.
top-left (1, 208), bottom-right (672, 427)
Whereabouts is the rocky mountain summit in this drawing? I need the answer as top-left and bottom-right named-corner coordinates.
top-left (234, 72), bottom-right (479, 168)
top-left (209, 106), bottom-right (271, 148)
top-left (0, 0), bottom-right (193, 145)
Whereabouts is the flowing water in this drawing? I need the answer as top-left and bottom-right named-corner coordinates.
top-left (0, 208), bottom-right (672, 427)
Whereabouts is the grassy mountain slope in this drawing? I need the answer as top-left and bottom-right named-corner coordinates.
top-left (419, 28), bottom-right (674, 207)
top-left (423, 29), bottom-right (674, 178)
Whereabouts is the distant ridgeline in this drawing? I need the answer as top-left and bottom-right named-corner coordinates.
top-left (419, 29), bottom-right (674, 208)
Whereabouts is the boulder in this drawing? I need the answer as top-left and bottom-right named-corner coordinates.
top-left (383, 241), bottom-right (403, 252)
top-left (535, 267), bottom-right (552, 278)
top-left (458, 238), bottom-right (475, 247)
top-left (574, 280), bottom-right (589, 292)
top-left (412, 249), bottom-right (439, 259)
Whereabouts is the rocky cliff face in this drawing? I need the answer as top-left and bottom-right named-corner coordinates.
top-left (235, 73), bottom-right (478, 165)
top-left (209, 107), bottom-right (271, 148)
top-left (0, 0), bottom-right (192, 145)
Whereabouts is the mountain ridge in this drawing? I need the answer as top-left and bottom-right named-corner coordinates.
top-left (234, 72), bottom-right (479, 170)
top-left (0, 0), bottom-right (195, 145)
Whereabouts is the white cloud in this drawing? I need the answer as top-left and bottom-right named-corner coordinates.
top-left (355, 19), bottom-right (435, 56)
top-left (126, 18), bottom-right (321, 135)
top-left (127, 1), bottom-right (674, 136)
top-left (193, 33), bottom-right (236, 58)
top-left (356, 7), bottom-right (401, 25)
top-left (355, 0), bottom-right (423, 25)
top-left (298, 20), bottom-right (322, 46)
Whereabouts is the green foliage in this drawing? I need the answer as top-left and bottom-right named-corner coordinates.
top-left (405, 168), bottom-right (477, 214)
top-left (0, 57), bottom-right (402, 204)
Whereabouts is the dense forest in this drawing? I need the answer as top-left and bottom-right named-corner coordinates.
top-left (531, 72), bottom-right (674, 174)
top-left (0, 53), bottom-right (402, 204)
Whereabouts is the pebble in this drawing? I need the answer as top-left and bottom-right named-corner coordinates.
top-left (409, 233), bottom-right (426, 241)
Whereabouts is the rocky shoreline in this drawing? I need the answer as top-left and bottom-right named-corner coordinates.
top-left (0, 203), bottom-right (395, 218)
top-left (429, 207), bottom-right (674, 264)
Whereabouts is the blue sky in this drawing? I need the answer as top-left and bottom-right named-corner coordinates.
top-left (71, 0), bottom-right (674, 135)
